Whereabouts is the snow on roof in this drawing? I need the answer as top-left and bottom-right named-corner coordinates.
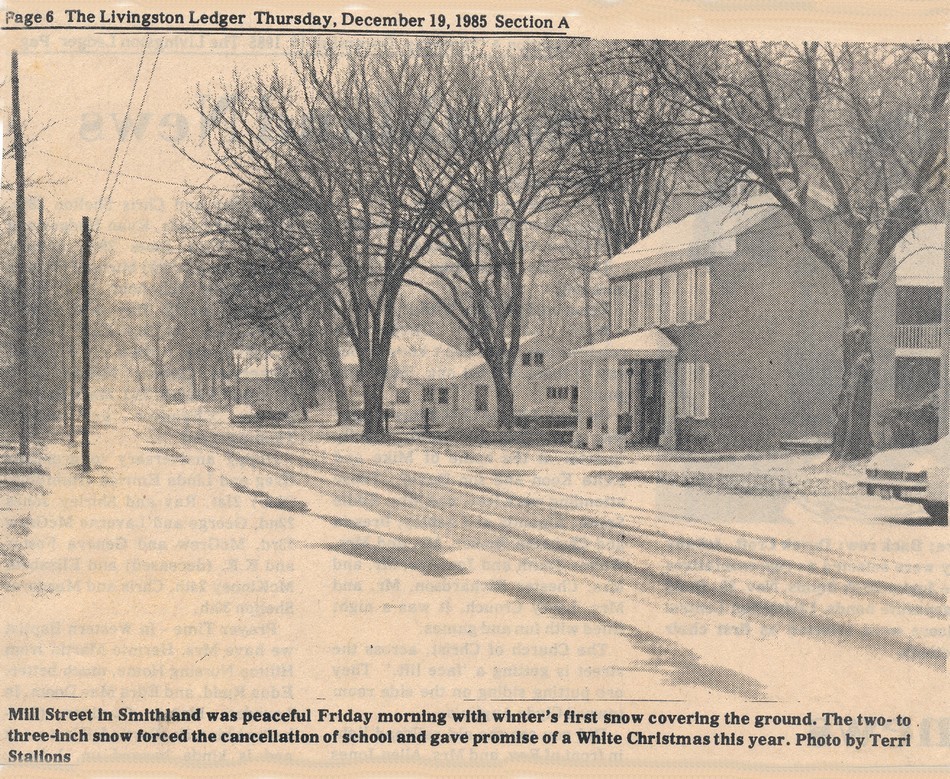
top-left (893, 224), bottom-right (944, 286)
top-left (340, 330), bottom-right (480, 381)
top-left (601, 193), bottom-right (781, 277)
top-left (234, 350), bottom-right (289, 379)
top-left (571, 328), bottom-right (679, 357)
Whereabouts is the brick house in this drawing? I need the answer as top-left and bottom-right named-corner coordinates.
top-left (570, 194), bottom-right (867, 451)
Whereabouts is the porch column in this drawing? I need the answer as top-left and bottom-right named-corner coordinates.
top-left (572, 359), bottom-right (588, 447)
top-left (603, 355), bottom-right (624, 450)
top-left (658, 356), bottom-right (677, 449)
top-left (627, 361), bottom-right (642, 445)
top-left (588, 357), bottom-right (603, 448)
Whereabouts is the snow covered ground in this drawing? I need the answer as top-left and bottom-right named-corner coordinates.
top-left (1, 396), bottom-right (946, 772)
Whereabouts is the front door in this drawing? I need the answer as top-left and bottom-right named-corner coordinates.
top-left (640, 359), bottom-right (664, 446)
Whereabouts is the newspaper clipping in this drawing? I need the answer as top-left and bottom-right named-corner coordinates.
top-left (2, 1), bottom-right (948, 775)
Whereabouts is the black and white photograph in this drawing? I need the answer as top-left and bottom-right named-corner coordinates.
top-left (1, 1), bottom-right (948, 774)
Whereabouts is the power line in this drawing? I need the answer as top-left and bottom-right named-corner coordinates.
top-left (97, 229), bottom-right (612, 268)
top-left (92, 36), bottom-right (149, 230)
top-left (94, 36), bottom-right (165, 234)
top-left (38, 149), bottom-right (239, 192)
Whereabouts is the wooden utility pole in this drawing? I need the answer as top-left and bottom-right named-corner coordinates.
top-left (940, 109), bottom-right (950, 439)
top-left (33, 198), bottom-right (45, 438)
top-left (69, 294), bottom-right (76, 443)
top-left (11, 51), bottom-right (30, 461)
top-left (81, 217), bottom-right (91, 472)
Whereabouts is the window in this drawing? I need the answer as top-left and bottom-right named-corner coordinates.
top-left (620, 279), bottom-right (631, 332)
top-left (611, 281), bottom-right (624, 333)
top-left (395, 388), bottom-right (410, 404)
top-left (522, 352), bottom-right (532, 366)
top-left (422, 386), bottom-right (435, 404)
top-left (677, 362), bottom-right (710, 419)
top-left (437, 387), bottom-right (450, 404)
top-left (630, 276), bottom-right (644, 331)
top-left (660, 271), bottom-right (676, 326)
top-left (695, 265), bottom-right (710, 323)
top-left (533, 352), bottom-right (544, 367)
top-left (643, 275), bottom-right (657, 328)
top-left (694, 363), bottom-right (710, 419)
top-left (676, 267), bottom-right (695, 325)
top-left (676, 362), bottom-right (695, 418)
top-left (475, 384), bottom-right (489, 411)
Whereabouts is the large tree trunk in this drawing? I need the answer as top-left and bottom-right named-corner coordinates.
top-left (830, 289), bottom-right (875, 460)
top-left (319, 301), bottom-right (352, 426)
top-left (361, 365), bottom-right (387, 440)
top-left (492, 369), bottom-right (515, 430)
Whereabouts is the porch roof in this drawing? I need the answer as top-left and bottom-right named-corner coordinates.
top-left (570, 328), bottom-right (678, 358)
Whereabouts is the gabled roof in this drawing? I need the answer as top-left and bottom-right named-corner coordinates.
top-left (892, 224), bottom-right (944, 287)
top-left (601, 194), bottom-right (781, 278)
top-left (571, 328), bottom-right (679, 357)
top-left (340, 329), bottom-right (477, 381)
top-left (234, 350), bottom-right (289, 379)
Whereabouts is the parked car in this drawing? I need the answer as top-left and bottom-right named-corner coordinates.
top-left (228, 404), bottom-right (258, 425)
top-left (229, 405), bottom-right (290, 426)
top-left (859, 435), bottom-right (949, 521)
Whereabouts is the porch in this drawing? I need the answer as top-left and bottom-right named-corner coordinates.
top-left (570, 329), bottom-right (679, 451)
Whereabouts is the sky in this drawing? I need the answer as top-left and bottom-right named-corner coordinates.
top-left (6, 30), bottom-right (288, 281)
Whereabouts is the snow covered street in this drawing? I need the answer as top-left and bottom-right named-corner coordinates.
top-left (1, 398), bottom-right (947, 769)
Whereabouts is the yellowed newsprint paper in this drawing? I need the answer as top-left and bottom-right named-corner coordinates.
top-left (2, 0), bottom-right (949, 776)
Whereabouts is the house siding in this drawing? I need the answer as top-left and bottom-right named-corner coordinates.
top-left (609, 209), bottom-right (847, 451)
top-left (701, 212), bottom-right (844, 450)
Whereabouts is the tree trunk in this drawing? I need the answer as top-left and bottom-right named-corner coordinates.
top-left (152, 324), bottom-right (168, 397)
top-left (491, 364), bottom-right (516, 430)
top-left (830, 288), bottom-right (875, 460)
top-left (132, 349), bottom-right (146, 393)
top-left (320, 309), bottom-right (351, 425)
top-left (581, 265), bottom-right (594, 346)
top-left (361, 368), bottom-right (387, 440)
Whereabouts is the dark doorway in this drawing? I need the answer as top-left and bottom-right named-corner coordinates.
top-left (640, 359), bottom-right (664, 446)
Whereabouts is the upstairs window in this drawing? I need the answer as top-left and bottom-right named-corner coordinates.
top-left (522, 352), bottom-right (532, 366)
top-left (611, 281), bottom-right (624, 333)
top-left (630, 276), bottom-right (644, 331)
top-left (695, 265), bottom-right (710, 323)
top-left (619, 279), bottom-right (631, 332)
top-left (676, 266), bottom-right (695, 325)
top-left (660, 271), bottom-right (676, 326)
top-left (643, 275), bottom-right (658, 328)
top-left (533, 352), bottom-right (544, 367)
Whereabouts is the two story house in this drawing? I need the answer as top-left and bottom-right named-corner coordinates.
top-left (874, 224), bottom-right (944, 445)
top-left (570, 194), bottom-right (866, 451)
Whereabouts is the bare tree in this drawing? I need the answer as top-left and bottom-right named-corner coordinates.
top-left (187, 40), bottom-right (464, 439)
top-left (408, 45), bottom-right (572, 429)
top-left (645, 41), bottom-right (950, 459)
top-left (557, 41), bottom-right (685, 256)
top-left (174, 192), bottom-right (352, 424)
